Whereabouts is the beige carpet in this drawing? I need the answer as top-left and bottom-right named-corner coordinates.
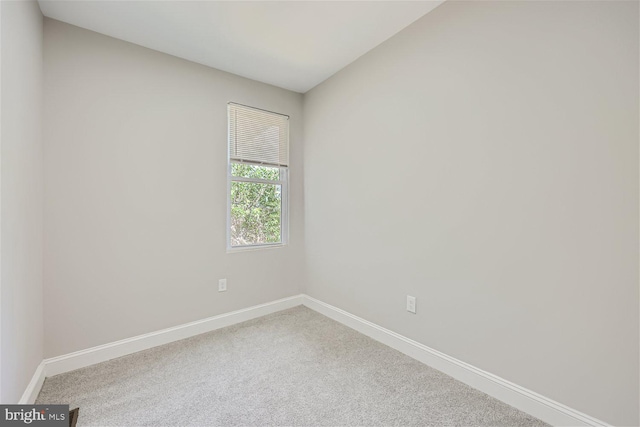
top-left (36, 306), bottom-right (548, 426)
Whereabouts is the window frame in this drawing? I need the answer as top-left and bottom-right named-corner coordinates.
top-left (226, 105), bottom-right (289, 253)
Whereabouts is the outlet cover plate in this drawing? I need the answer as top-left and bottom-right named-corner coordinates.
top-left (406, 295), bottom-right (416, 314)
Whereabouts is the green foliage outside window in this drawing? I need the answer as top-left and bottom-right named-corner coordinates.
top-left (230, 163), bottom-right (282, 246)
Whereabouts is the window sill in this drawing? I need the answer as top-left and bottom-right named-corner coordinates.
top-left (227, 243), bottom-right (287, 254)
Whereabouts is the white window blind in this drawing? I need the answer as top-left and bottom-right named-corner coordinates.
top-left (228, 103), bottom-right (289, 167)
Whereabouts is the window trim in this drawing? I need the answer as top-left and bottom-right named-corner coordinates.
top-left (226, 102), bottom-right (290, 252)
top-left (226, 161), bottom-right (289, 253)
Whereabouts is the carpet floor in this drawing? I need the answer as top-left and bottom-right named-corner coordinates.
top-left (36, 306), bottom-right (548, 426)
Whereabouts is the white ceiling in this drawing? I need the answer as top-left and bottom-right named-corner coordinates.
top-left (38, 1), bottom-right (443, 93)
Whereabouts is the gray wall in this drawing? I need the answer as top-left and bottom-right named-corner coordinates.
top-left (302, 1), bottom-right (639, 425)
top-left (1, 0), bottom-right (44, 403)
top-left (43, 19), bottom-right (304, 358)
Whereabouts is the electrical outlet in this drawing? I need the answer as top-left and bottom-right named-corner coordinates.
top-left (218, 278), bottom-right (227, 292)
top-left (406, 295), bottom-right (416, 314)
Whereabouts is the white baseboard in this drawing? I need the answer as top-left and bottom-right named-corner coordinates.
top-left (44, 294), bottom-right (303, 377)
top-left (18, 361), bottom-right (45, 404)
top-left (301, 294), bottom-right (610, 427)
top-left (21, 292), bottom-right (609, 427)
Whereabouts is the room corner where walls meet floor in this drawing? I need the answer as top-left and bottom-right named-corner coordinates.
top-left (22, 295), bottom-right (611, 427)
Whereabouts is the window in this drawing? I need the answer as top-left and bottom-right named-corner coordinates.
top-left (227, 103), bottom-right (289, 250)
